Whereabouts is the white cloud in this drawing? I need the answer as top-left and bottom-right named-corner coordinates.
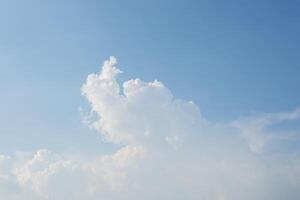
top-left (0, 57), bottom-right (300, 199)
top-left (232, 107), bottom-right (300, 153)
top-left (81, 56), bottom-right (207, 147)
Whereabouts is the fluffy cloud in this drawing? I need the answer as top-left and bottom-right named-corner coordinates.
top-left (0, 57), bottom-right (300, 199)
top-left (81, 56), bottom-right (207, 147)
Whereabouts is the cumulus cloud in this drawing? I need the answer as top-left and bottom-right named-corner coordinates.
top-left (0, 57), bottom-right (300, 200)
top-left (80, 56), bottom-right (207, 147)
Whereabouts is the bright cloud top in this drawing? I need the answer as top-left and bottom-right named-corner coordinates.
top-left (81, 56), bottom-right (207, 147)
top-left (0, 57), bottom-right (300, 200)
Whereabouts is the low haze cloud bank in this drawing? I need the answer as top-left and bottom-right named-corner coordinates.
top-left (1, 57), bottom-right (300, 199)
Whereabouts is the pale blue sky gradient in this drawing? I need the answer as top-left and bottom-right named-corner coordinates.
top-left (1, 0), bottom-right (300, 153)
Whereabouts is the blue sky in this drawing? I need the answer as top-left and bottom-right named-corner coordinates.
top-left (1, 0), bottom-right (300, 154)
top-left (0, 1), bottom-right (300, 199)
top-left (1, 0), bottom-right (299, 115)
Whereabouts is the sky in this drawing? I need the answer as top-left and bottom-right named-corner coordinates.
top-left (0, 1), bottom-right (300, 199)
